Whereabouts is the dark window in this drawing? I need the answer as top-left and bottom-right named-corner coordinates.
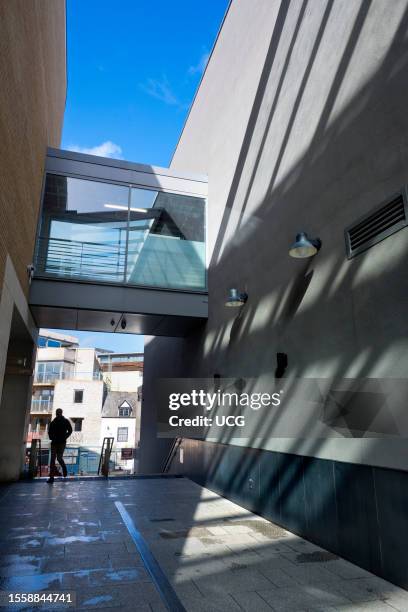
top-left (72, 418), bottom-right (82, 432)
top-left (118, 401), bottom-right (132, 417)
top-left (117, 427), bottom-right (128, 442)
top-left (119, 407), bottom-right (131, 417)
top-left (74, 390), bottom-right (83, 403)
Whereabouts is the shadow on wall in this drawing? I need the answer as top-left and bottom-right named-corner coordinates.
top-left (144, 0), bottom-right (408, 590)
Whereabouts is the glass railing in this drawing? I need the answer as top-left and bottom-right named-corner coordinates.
top-left (34, 371), bottom-right (103, 384)
top-left (31, 398), bottom-right (53, 413)
top-left (34, 174), bottom-right (206, 291)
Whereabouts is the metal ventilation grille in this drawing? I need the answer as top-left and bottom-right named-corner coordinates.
top-left (345, 190), bottom-right (408, 258)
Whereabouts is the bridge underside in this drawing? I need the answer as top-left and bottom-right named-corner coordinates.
top-left (29, 278), bottom-right (207, 336)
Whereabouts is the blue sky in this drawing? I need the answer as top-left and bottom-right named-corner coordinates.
top-left (53, 0), bottom-right (228, 352)
top-left (62, 0), bottom-right (229, 166)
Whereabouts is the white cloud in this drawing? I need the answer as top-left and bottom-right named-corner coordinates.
top-left (67, 141), bottom-right (123, 159)
top-left (140, 75), bottom-right (180, 106)
top-left (188, 50), bottom-right (210, 76)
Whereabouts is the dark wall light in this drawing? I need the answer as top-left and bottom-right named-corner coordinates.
top-left (289, 232), bottom-right (322, 258)
top-left (225, 288), bottom-right (248, 308)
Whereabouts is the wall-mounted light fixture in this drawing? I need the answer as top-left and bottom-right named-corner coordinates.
top-left (289, 232), bottom-right (322, 258)
top-left (225, 288), bottom-right (248, 308)
top-left (275, 353), bottom-right (288, 378)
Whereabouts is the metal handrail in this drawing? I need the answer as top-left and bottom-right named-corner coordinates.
top-left (162, 437), bottom-right (182, 473)
top-left (98, 437), bottom-right (115, 477)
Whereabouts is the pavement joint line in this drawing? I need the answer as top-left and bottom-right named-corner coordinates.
top-left (115, 500), bottom-right (186, 612)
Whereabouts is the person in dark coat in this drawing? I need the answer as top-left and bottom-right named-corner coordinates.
top-left (47, 409), bottom-right (72, 483)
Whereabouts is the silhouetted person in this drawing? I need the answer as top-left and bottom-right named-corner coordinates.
top-left (47, 408), bottom-right (72, 483)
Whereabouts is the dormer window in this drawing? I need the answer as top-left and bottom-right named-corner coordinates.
top-left (118, 400), bottom-right (132, 417)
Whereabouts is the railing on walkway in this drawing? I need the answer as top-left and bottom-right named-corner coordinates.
top-left (162, 437), bottom-right (182, 473)
top-left (24, 444), bottom-right (138, 478)
top-left (34, 370), bottom-right (103, 384)
top-left (34, 171), bottom-right (207, 292)
top-left (31, 398), bottom-right (53, 413)
top-left (35, 236), bottom-right (127, 284)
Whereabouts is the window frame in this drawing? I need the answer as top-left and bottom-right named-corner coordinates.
top-left (72, 418), bottom-right (83, 432)
top-left (117, 427), bottom-right (128, 442)
top-left (73, 389), bottom-right (84, 404)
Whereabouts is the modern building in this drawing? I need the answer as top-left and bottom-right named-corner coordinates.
top-left (28, 330), bottom-right (100, 445)
top-left (98, 352), bottom-right (143, 472)
top-left (28, 331), bottom-right (142, 474)
top-left (1, 0), bottom-right (408, 594)
top-left (140, 0), bottom-right (408, 591)
top-left (99, 352), bottom-right (143, 392)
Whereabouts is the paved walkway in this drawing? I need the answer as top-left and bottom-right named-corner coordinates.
top-left (0, 477), bottom-right (407, 611)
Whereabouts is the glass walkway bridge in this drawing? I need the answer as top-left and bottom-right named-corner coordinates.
top-left (29, 148), bottom-right (208, 336)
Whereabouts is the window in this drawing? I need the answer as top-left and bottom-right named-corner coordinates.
top-left (118, 400), bottom-right (132, 417)
top-left (74, 390), bottom-right (84, 403)
top-left (40, 389), bottom-right (53, 397)
top-left (38, 173), bottom-right (206, 290)
top-left (37, 337), bottom-right (62, 348)
top-left (36, 361), bottom-right (64, 383)
top-left (117, 427), bottom-right (128, 442)
top-left (72, 418), bottom-right (83, 432)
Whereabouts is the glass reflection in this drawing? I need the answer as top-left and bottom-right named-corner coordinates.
top-left (126, 188), bottom-right (206, 290)
top-left (36, 174), bottom-right (206, 290)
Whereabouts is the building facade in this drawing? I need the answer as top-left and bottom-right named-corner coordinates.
top-left (140, 0), bottom-right (408, 590)
top-left (99, 352), bottom-right (143, 392)
top-left (2, 0), bottom-right (408, 591)
top-left (100, 390), bottom-right (141, 473)
top-left (28, 332), bottom-right (143, 474)
top-left (0, 0), bottom-right (66, 481)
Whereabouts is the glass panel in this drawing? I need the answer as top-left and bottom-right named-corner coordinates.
top-left (126, 187), bottom-right (206, 290)
top-left (34, 361), bottom-right (73, 383)
top-left (36, 174), bottom-right (206, 291)
top-left (37, 174), bottom-right (129, 283)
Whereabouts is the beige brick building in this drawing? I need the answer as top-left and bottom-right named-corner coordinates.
top-left (53, 379), bottom-right (105, 449)
top-left (0, 1), bottom-right (66, 480)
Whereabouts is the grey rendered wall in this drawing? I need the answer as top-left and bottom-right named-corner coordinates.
top-left (142, 0), bottom-right (408, 471)
top-left (139, 336), bottom-right (185, 473)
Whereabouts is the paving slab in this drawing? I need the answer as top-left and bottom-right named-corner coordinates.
top-left (0, 477), bottom-right (405, 612)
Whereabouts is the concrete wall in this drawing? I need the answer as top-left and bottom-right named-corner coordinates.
top-left (103, 370), bottom-right (143, 392)
top-left (143, 0), bottom-right (408, 472)
top-left (139, 336), bottom-right (184, 473)
top-left (36, 347), bottom-right (76, 364)
top-left (0, 307), bottom-right (35, 480)
top-left (74, 348), bottom-right (99, 378)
